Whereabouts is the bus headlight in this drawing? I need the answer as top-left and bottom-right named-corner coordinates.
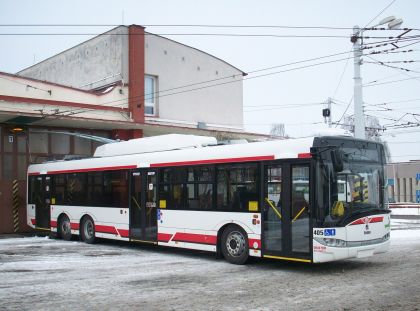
top-left (314, 237), bottom-right (347, 247)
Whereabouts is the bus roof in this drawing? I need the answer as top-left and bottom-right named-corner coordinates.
top-left (28, 136), bottom-right (317, 175)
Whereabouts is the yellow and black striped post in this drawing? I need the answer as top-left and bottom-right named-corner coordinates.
top-left (12, 180), bottom-right (20, 233)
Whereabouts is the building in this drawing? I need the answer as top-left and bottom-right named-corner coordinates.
top-left (386, 161), bottom-right (420, 203)
top-left (0, 25), bottom-right (269, 234)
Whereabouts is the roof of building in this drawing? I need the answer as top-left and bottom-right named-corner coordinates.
top-left (16, 25), bottom-right (247, 76)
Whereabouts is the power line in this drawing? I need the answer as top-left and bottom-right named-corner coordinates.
top-left (29, 53), bottom-right (355, 120)
top-left (362, 0), bottom-right (397, 30)
top-left (363, 75), bottom-right (420, 87)
top-left (332, 51), bottom-right (352, 98)
top-left (53, 51), bottom-right (358, 117)
top-left (2, 24), bottom-right (417, 30)
top-left (334, 96), bottom-right (354, 128)
top-left (0, 32), bottom-right (353, 38)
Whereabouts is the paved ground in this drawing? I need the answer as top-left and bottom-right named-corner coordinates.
top-left (0, 222), bottom-right (419, 311)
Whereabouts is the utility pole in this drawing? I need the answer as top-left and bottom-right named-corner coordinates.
top-left (351, 26), bottom-right (366, 139)
top-left (351, 17), bottom-right (403, 140)
top-left (322, 97), bottom-right (332, 128)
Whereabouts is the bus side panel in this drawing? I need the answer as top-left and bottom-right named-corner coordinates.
top-left (157, 210), bottom-right (262, 257)
top-left (50, 205), bottom-right (130, 240)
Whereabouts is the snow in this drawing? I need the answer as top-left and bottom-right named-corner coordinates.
top-left (1, 219), bottom-right (419, 310)
top-left (391, 207), bottom-right (420, 216)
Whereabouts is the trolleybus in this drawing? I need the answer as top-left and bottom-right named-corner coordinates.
top-left (27, 134), bottom-right (390, 264)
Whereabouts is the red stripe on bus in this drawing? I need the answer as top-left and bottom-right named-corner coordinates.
top-left (50, 220), bottom-right (57, 228)
top-left (370, 216), bottom-right (384, 223)
top-left (350, 216), bottom-right (384, 226)
top-left (172, 232), bottom-right (217, 245)
top-left (31, 218), bottom-right (36, 225)
top-left (158, 233), bottom-right (173, 243)
top-left (117, 229), bottom-right (129, 238)
top-left (47, 165), bottom-right (137, 175)
top-left (298, 153), bottom-right (311, 159)
top-left (28, 172), bottom-right (40, 176)
top-left (350, 219), bottom-right (365, 225)
top-left (70, 223), bottom-right (80, 230)
top-left (150, 155), bottom-right (275, 168)
top-left (95, 225), bottom-right (118, 235)
top-left (248, 239), bottom-right (261, 250)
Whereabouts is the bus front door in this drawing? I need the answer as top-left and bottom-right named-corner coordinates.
top-left (129, 169), bottom-right (158, 243)
top-left (34, 176), bottom-right (51, 231)
top-left (262, 162), bottom-right (311, 262)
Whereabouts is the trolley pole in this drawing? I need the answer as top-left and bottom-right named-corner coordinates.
top-left (352, 26), bottom-right (366, 139)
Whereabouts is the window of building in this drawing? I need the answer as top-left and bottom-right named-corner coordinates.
top-left (28, 131), bottom-right (48, 154)
top-left (51, 132), bottom-right (70, 155)
top-left (145, 75), bottom-right (157, 116)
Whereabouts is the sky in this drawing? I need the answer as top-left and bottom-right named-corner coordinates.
top-left (1, 0), bottom-right (419, 162)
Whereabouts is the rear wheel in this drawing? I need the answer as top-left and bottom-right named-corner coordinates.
top-left (58, 215), bottom-right (72, 241)
top-left (221, 225), bottom-right (249, 265)
top-left (81, 216), bottom-right (96, 244)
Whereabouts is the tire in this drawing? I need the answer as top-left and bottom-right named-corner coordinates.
top-left (81, 216), bottom-right (96, 244)
top-left (221, 225), bottom-right (249, 265)
top-left (58, 215), bottom-right (72, 241)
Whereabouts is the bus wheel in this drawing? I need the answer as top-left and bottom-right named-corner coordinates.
top-left (221, 225), bottom-right (249, 265)
top-left (58, 215), bottom-right (72, 241)
top-left (81, 216), bottom-right (96, 244)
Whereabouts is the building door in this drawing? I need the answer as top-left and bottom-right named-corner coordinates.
top-left (34, 176), bottom-right (51, 231)
top-left (129, 169), bottom-right (158, 242)
top-left (262, 161), bottom-right (311, 262)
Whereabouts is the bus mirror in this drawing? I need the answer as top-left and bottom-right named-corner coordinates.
top-left (331, 150), bottom-right (343, 172)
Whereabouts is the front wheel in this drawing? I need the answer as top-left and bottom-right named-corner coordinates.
top-left (81, 216), bottom-right (96, 244)
top-left (221, 225), bottom-right (249, 265)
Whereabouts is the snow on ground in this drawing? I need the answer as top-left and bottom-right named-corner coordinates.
top-left (391, 215), bottom-right (420, 231)
top-left (390, 207), bottom-right (420, 216)
top-left (1, 222), bottom-right (419, 311)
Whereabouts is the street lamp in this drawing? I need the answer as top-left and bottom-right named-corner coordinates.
top-left (351, 16), bottom-right (403, 139)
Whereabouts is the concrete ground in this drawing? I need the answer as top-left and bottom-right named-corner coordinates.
top-left (0, 219), bottom-right (419, 311)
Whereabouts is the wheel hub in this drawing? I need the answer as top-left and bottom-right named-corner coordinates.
top-left (226, 231), bottom-right (245, 257)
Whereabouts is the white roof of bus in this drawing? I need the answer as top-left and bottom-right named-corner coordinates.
top-left (27, 136), bottom-right (316, 174)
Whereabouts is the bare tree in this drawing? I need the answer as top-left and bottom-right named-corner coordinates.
top-left (270, 123), bottom-right (287, 138)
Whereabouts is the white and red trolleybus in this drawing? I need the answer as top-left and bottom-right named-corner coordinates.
top-left (26, 134), bottom-right (391, 264)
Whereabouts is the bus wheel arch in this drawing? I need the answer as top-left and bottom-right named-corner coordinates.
top-left (57, 213), bottom-right (72, 241)
top-left (218, 224), bottom-right (249, 265)
top-left (80, 215), bottom-right (96, 244)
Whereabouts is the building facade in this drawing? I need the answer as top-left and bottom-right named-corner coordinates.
top-left (0, 25), bottom-right (267, 234)
top-left (386, 161), bottom-right (420, 203)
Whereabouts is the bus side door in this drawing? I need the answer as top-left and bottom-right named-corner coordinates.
top-left (34, 176), bottom-right (51, 231)
top-left (129, 169), bottom-right (158, 243)
top-left (262, 161), bottom-right (312, 262)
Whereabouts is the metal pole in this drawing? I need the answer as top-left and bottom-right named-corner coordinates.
top-left (327, 97), bottom-right (332, 128)
top-left (352, 26), bottom-right (366, 139)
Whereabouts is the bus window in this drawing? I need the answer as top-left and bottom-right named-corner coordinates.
top-left (67, 173), bottom-right (87, 206)
top-left (216, 164), bottom-right (259, 212)
top-left (52, 174), bottom-right (66, 205)
top-left (187, 166), bottom-right (214, 210)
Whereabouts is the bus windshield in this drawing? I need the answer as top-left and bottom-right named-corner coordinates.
top-left (313, 138), bottom-right (386, 227)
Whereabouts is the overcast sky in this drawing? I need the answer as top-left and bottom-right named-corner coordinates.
top-left (1, 0), bottom-right (419, 162)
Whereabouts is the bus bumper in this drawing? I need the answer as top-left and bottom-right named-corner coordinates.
top-left (312, 239), bottom-right (390, 263)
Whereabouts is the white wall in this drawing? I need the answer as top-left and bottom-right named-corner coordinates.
top-left (145, 34), bottom-right (244, 130)
top-left (17, 27), bottom-right (129, 90)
